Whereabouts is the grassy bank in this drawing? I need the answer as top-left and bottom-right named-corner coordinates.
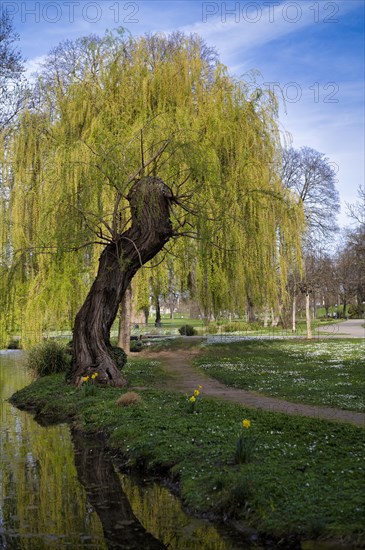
top-left (194, 339), bottom-right (365, 412)
top-left (10, 354), bottom-right (365, 547)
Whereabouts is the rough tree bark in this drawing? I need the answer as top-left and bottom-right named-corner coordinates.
top-left (118, 285), bottom-right (132, 354)
top-left (71, 177), bottom-right (174, 386)
top-left (155, 295), bottom-right (161, 327)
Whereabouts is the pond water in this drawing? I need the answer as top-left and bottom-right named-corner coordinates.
top-left (0, 351), bottom-right (256, 549)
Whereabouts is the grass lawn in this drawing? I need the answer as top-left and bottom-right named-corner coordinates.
top-left (194, 339), bottom-right (365, 412)
top-left (10, 355), bottom-right (365, 546)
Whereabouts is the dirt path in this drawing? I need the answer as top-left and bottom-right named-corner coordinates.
top-left (141, 349), bottom-right (365, 428)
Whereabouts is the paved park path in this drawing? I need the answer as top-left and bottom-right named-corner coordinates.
top-left (140, 323), bottom-right (365, 428)
top-left (319, 318), bottom-right (365, 338)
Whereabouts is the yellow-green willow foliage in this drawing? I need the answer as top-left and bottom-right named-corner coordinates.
top-left (0, 357), bottom-right (105, 547)
top-left (131, 268), bottom-right (151, 321)
top-left (120, 474), bottom-right (230, 549)
top-left (0, 31), bottom-right (303, 345)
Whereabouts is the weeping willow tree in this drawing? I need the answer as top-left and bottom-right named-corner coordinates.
top-left (0, 30), bottom-right (303, 384)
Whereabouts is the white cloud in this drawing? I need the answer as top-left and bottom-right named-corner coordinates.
top-left (24, 55), bottom-right (46, 80)
top-left (178, 0), bottom-right (359, 62)
top-left (20, 0), bottom-right (363, 230)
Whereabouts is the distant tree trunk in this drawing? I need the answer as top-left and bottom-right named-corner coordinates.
top-left (305, 293), bottom-right (312, 339)
top-left (292, 295), bottom-right (296, 332)
top-left (189, 302), bottom-right (200, 319)
top-left (143, 306), bottom-right (149, 326)
top-left (71, 177), bottom-right (174, 386)
top-left (247, 299), bottom-right (255, 322)
top-left (279, 304), bottom-right (291, 329)
top-left (263, 305), bottom-right (269, 328)
top-left (155, 296), bottom-right (161, 327)
top-left (118, 285), bottom-right (132, 354)
top-left (357, 289), bottom-right (363, 318)
top-left (271, 308), bottom-right (278, 327)
top-left (312, 291), bottom-right (318, 320)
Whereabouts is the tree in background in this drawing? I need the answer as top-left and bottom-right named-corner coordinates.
top-left (341, 185), bottom-right (365, 317)
top-left (315, 254), bottom-right (338, 318)
top-left (0, 8), bottom-right (25, 130)
top-left (281, 146), bottom-right (340, 336)
top-left (282, 146), bottom-right (339, 245)
top-left (346, 185), bottom-right (365, 229)
top-left (0, 31), bottom-right (304, 384)
top-left (0, 9), bottom-right (26, 346)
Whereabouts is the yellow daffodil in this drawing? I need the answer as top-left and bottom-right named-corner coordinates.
top-left (194, 389), bottom-right (200, 397)
top-left (242, 419), bottom-right (251, 429)
top-left (198, 385), bottom-right (202, 390)
top-left (189, 396), bottom-right (196, 403)
top-left (91, 372), bottom-right (98, 379)
top-left (82, 376), bottom-right (89, 382)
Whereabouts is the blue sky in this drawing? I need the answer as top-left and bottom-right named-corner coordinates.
top-left (4, 0), bottom-right (364, 229)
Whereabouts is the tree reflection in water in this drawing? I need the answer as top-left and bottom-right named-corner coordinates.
top-left (72, 429), bottom-right (166, 550)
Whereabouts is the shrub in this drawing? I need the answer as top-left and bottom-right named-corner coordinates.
top-left (205, 324), bottom-right (218, 334)
top-left (223, 322), bottom-right (249, 332)
top-left (7, 337), bottom-right (21, 349)
top-left (130, 340), bottom-right (143, 352)
top-left (347, 303), bottom-right (364, 319)
top-left (223, 321), bottom-right (261, 332)
top-left (27, 339), bottom-right (71, 377)
top-left (178, 324), bottom-right (197, 336)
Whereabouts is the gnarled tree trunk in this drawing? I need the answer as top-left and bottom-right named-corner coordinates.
top-left (71, 177), bottom-right (174, 386)
top-left (118, 284), bottom-right (132, 354)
